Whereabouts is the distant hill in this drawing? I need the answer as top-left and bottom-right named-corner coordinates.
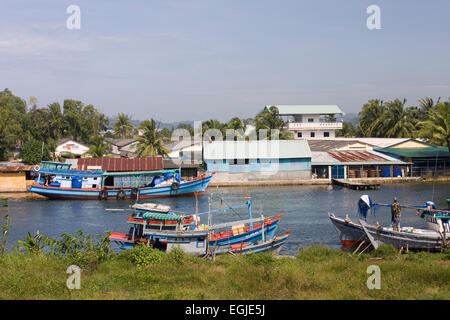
top-left (107, 117), bottom-right (194, 130)
top-left (337, 112), bottom-right (359, 125)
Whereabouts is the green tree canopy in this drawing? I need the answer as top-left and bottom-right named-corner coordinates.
top-left (113, 113), bottom-right (134, 138)
top-left (20, 139), bottom-right (51, 164)
top-left (135, 119), bottom-right (169, 157)
top-left (418, 100), bottom-right (450, 146)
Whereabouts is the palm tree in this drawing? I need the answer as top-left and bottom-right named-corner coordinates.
top-left (225, 117), bottom-right (246, 140)
top-left (87, 136), bottom-right (112, 158)
top-left (113, 113), bottom-right (134, 138)
top-left (358, 99), bottom-right (386, 137)
top-left (418, 101), bottom-right (450, 147)
top-left (135, 119), bottom-right (169, 157)
top-left (371, 99), bottom-right (417, 138)
top-left (255, 106), bottom-right (288, 140)
top-left (202, 119), bottom-right (225, 141)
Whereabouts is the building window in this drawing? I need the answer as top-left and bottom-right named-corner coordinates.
top-left (297, 132), bottom-right (302, 138)
top-left (308, 118), bottom-right (314, 122)
top-left (229, 159), bottom-right (249, 165)
top-left (310, 132), bottom-right (315, 138)
top-left (324, 132), bottom-right (330, 137)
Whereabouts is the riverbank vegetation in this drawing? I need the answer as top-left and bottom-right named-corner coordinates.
top-left (0, 227), bottom-right (449, 299)
top-left (1, 87), bottom-right (449, 163)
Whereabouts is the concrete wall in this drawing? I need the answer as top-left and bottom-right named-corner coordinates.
top-left (0, 172), bottom-right (31, 192)
top-left (210, 170), bottom-right (311, 183)
top-left (292, 130), bottom-right (336, 139)
top-left (205, 158), bottom-right (311, 173)
top-left (205, 158), bottom-right (312, 182)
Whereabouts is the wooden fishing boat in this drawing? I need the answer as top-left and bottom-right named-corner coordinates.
top-left (109, 196), bottom-right (289, 256)
top-left (359, 220), bottom-right (444, 251)
top-left (328, 213), bottom-right (368, 247)
top-left (329, 195), bottom-right (449, 251)
top-left (28, 161), bottom-right (213, 200)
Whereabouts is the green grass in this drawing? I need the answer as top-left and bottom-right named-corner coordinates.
top-left (0, 244), bottom-right (449, 300)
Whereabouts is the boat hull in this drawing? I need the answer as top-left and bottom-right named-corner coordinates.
top-left (28, 174), bottom-right (213, 200)
top-left (110, 215), bottom-right (283, 250)
top-left (328, 213), bottom-right (367, 247)
top-left (360, 221), bottom-right (444, 251)
top-left (213, 232), bottom-right (290, 256)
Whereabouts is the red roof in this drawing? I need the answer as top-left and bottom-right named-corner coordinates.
top-left (328, 151), bottom-right (388, 163)
top-left (75, 157), bottom-right (163, 172)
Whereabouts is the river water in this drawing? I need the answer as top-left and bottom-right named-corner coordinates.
top-left (1, 182), bottom-right (449, 255)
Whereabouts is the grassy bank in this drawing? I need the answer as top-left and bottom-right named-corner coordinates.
top-left (0, 244), bottom-right (449, 300)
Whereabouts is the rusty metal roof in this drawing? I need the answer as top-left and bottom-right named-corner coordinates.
top-left (74, 157), bottom-right (163, 172)
top-left (0, 162), bottom-right (35, 172)
top-left (311, 150), bottom-right (409, 165)
top-left (328, 151), bottom-right (388, 162)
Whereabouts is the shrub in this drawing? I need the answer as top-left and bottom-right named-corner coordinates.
top-left (244, 252), bottom-right (277, 266)
top-left (167, 247), bottom-right (187, 264)
top-left (370, 244), bottom-right (398, 259)
top-left (41, 230), bottom-right (113, 267)
top-left (296, 244), bottom-right (347, 262)
top-left (130, 243), bottom-right (165, 267)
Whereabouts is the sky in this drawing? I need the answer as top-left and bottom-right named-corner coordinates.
top-left (0, 0), bottom-right (449, 122)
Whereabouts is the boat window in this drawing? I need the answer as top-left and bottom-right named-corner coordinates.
top-left (197, 238), bottom-right (205, 248)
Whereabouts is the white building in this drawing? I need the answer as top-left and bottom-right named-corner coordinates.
top-left (267, 105), bottom-right (345, 140)
top-left (55, 139), bottom-right (89, 157)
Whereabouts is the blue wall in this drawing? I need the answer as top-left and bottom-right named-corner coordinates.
top-left (205, 158), bottom-right (311, 173)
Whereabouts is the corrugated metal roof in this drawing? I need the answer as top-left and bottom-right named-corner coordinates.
top-left (266, 105), bottom-right (344, 115)
top-left (307, 140), bottom-right (370, 152)
top-left (73, 157), bottom-right (163, 172)
top-left (0, 162), bottom-right (34, 172)
top-left (375, 147), bottom-right (449, 158)
top-left (329, 151), bottom-right (388, 162)
top-left (203, 140), bottom-right (312, 160)
top-left (311, 150), bottom-right (408, 165)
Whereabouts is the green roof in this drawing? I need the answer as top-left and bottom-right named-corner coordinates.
top-left (266, 105), bottom-right (344, 115)
top-left (141, 212), bottom-right (183, 221)
top-left (375, 147), bottom-right (449, 158)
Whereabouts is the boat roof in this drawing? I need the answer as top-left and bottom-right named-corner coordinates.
top-left (39, 168), bottom-right (105, 177)
top-left (141, 212), bottom-right (184, 221)
top-left (132, 203), bottom-right (172, 213)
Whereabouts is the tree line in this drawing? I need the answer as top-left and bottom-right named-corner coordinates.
top-left (337, 97), bottom-right (450, 147)
top-left (0, 88), bottom-right (448, 164)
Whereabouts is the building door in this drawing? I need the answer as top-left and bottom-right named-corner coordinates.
top-left (331, 165), bottom-right (345, 179)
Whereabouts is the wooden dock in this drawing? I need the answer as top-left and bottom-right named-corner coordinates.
top-left (332, 179), bottom-right (380, 190)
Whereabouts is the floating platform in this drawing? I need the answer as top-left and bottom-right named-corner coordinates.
top-left (332, 179), bottom-right (381, 190)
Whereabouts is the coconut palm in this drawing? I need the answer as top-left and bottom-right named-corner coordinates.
top-left (87, 136), bottom-right (112, 158)
top-left (358, 99), bottom-right (386, 137)
top-left (418, 101), bottom-right (450, 146)
top-left (135, 119), bottom-right (169, 157)
top-left (113, 113), bottom-right (134, 138)
top-left (371, 99), bottom-right (418, 138)
top-left (255, 106), bottom-right (289, 140)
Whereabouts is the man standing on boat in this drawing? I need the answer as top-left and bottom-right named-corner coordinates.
top-left (391, 197), bottom-right (402, 231)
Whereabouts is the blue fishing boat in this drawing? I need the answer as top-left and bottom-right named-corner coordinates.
top-left (109, 196), bottom-right (290, 255)
top-left (28, 161), bottom-right (213, 200)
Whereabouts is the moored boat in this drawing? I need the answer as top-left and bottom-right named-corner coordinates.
top-left (109, 195), bottom-right (290, 256)
top-left (329, 195), bottom-right (450, 251)
top-left (28, 161), bottom-right (213, 200)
